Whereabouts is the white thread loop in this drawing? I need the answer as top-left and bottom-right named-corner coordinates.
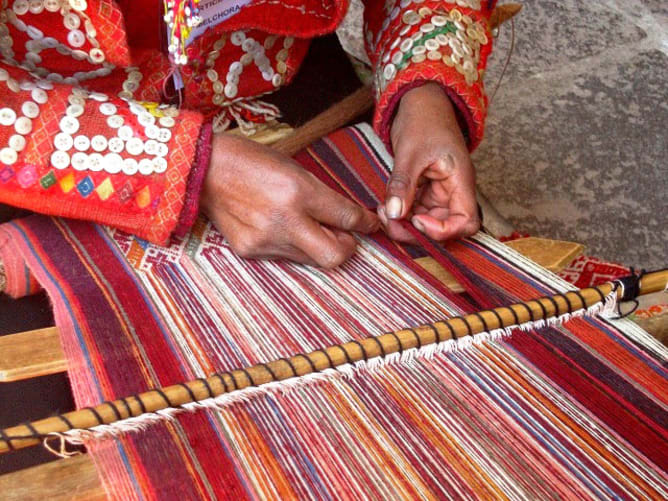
top-left (43, 433), bottom-right (81, 459)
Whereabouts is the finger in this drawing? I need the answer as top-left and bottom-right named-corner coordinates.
top-left (384, 154), bottom-right (423, 220)
top-left (294, 218), bottom-right (358, 268)
top-left (412, 209), bottom-right (480, 241)
top-left (377, 206), bottom-right (418, 243)
top-left (208, 209), bottom-right (318, 264)
top-left (423, 154), bottom-right (457, 181)
top-left (250, 246), bottom-right (319, 266)
top-left (411, 174), bottom-right (479, 241)
top-left (307, 182), bottom-right (379, 234)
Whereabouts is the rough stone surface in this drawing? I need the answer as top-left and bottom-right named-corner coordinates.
top-left (475, 0), bottom-right (667, 268)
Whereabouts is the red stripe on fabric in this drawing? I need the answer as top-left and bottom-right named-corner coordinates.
top-left (56, 221), bottom-right (248, 498)
top-left (325, 129), bottom-right (390, 200)
top-left (508, 332), bottom-right (668, 471)
top-left (7, 219), bottom-right (208, 499)
top-left (402, 224), bottom-right (491, 310)
top-left (448, 239), bottom-right (668, 404)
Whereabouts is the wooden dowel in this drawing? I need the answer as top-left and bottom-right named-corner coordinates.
top-left (2, 270), bottom-right (666, 455)
top-left (271, 86), bottom-right (373, 157)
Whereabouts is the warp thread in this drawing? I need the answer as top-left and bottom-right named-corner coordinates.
top-left (30, 288), bottom-right (618, 458)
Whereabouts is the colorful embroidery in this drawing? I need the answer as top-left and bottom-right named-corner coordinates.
top-left (376, 7), bottom-right (489, 94)
top-left (164, 0), bottom-right (203, 65)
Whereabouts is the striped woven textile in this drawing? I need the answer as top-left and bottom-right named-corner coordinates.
top-left (1, 124), bottom-right (666, 500)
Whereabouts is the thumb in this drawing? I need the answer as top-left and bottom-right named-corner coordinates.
top-left (384, 159), bottom-right (420, 220)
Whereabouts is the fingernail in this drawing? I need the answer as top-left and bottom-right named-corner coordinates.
top-left (377, 206), bottom-right (388, 226)
top-left (435, 154), bottom-right (455, 173)
top-left (412, 216), bottom-right (425, 233)
top-left (386, 196), bottom-right (403, 219)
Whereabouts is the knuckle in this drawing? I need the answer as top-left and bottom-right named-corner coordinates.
top-left (338, 206), bottom-right (361, 230)
top-left (274, 177), bottom-right (302, 206)
top-left (284, 182), bottom-right (302, 205)
top-left (463, 217), bottom-right (481, 237)
top-left (230, 234), bottom-right (260, 258)
top-left (318, 249), bottom-right (347, 269)
top-left (265, 209), bottom-right (287, 231)
top-left (388, 172), bottom-right (411, 192)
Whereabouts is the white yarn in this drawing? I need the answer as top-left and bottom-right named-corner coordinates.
top-left (47, 289), bottom-right (619, 455)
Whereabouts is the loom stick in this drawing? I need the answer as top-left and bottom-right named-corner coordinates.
top-left (1, 270), bottom-right (666, 455)
top-left (271, 85), bottom-right (373, 157)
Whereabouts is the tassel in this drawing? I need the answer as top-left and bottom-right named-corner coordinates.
top-left (164, 0), bottom-right (203, 65)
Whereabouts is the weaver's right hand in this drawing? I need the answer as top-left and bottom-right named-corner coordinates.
top-left (201, 134), bottom-right (380, 268)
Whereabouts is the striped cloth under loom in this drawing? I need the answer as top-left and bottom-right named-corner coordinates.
top-left (0, 124), bottom-right (666, 500)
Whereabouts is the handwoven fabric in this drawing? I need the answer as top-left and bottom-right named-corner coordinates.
top-left (1, 124), bottom-right (666, 500)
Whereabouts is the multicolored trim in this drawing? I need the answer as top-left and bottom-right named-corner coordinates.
top-left (369, 1), bottom-right (494, 150)
top-left (375, 7), bottom-right (489, 93)
top-left (164, 0), bottom-right (203, 65)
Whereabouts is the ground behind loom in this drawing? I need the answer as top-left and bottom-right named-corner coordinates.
top-left (475, 0), bottom-right (667, 269)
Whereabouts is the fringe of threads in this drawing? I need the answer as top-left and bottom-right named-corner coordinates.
top-left (0, 261), bottom-right (5, 293)
top-left (212, 98), bottom-right (282, 134)
top-left (44, 289), bottom-right (619, 457)
top-left (164, 0), bottom-right (203, 65)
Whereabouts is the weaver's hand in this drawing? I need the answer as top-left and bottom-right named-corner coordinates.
top-left (380, 82), bottom-right (480, 243)
top-left (201, 134), bottom-right (379, 268)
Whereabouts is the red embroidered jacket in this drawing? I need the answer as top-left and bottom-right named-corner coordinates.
top-left (0, 0), bottom-right (495, 245)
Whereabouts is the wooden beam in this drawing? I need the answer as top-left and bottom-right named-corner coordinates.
top-left (0, 327), bottom-right (66, 382)
top-left (505, 237), bottom-right (584, 273)
top-left (0, 454), bottom-right (105, 501)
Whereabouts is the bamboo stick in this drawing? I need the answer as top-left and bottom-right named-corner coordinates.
top-left (1, 270), bottom-right (665, 454)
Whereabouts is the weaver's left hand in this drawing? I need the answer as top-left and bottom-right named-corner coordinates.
top-left (380, 82), bottom-right (480, 243)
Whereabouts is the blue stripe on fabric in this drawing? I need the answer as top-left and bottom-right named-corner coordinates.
top-left (10, 221), bottom-right (103, 400)
top-left (9, 221), bottom-right (146, 498)
top-left (449, 350), bottom-right (617, 499)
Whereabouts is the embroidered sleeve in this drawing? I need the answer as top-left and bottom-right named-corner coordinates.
top-left (0, 60), bottom-right (204, 245)
top-left (364, 0), bottom-right (496, 152)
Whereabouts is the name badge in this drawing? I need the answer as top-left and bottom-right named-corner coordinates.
top-left (170, 0), bottom-right (252, 90)
top-left (187, 0), bottom-right (253, 45)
